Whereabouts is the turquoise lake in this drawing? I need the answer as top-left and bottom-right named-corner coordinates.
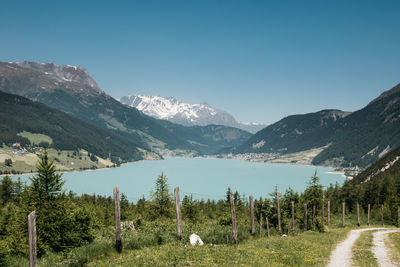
top-left (10, 158), bottom-right (344, 201)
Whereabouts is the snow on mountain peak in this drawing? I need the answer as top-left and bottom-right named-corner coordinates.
top-left (119, 95), bottom-right (266, 133)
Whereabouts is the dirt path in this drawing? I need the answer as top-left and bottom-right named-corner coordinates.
top-left (328, 228), bottom-right (387, 267)
top-left (372, 229), bottom-right (400, 267)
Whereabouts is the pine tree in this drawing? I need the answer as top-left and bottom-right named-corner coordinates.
top-left (27, 149), bottom-right (93, 255)
top-left (151, 173), bottom-right (173, 218)
top-left (182, 194), bottom-right (198, 221)
top-left (30, 149), bottom-right (64, 202)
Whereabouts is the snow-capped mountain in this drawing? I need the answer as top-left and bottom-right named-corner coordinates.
top-left (119, 95), bottom-right (266, 133)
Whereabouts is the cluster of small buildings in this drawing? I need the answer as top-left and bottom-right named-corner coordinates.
top-left (10, 143), bottom-right (43, 155)
top-left (220, 152), bottom-right (280, 161)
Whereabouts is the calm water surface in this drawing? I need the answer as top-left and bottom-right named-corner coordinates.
top-left (11, 158), bottom-right (344, 201)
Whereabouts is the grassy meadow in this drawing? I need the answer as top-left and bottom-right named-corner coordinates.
top-left (8, 211), bottom-right (383, 266)
top-left (10, 217), bottom-right (353, 267)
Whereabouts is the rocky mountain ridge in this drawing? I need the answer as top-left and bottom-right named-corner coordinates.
top-left (119, 95), bottom-right (265, 133)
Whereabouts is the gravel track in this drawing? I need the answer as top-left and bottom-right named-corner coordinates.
top-left (372, 229), bottom-right (400, 267)
top-left (328, 228), bottom-right (388, 267)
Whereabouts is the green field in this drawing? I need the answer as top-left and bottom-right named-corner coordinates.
top-left (17, 131), bottom-right (53, 145)
top-left (87, 229), bottom-right (349, 267)
top-left (10, 223), bottom-right (350, 267)
top-left (0, 146), bottom-right (113, 174)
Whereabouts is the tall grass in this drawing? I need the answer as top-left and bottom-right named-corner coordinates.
top-left (87, 228), bottom-right (351, 266)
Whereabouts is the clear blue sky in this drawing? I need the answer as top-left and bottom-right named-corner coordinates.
top-left (1, 0), bottom-right (399, 124)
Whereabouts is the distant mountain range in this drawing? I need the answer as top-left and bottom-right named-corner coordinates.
top-left (119, 95), bottom-right (266, 133)
top-left (1, 60), bottom-right (399, 169)
top-left (0, 61), bottom-right (251, 157)
top-left (229, 83), bottom-right (400, 168)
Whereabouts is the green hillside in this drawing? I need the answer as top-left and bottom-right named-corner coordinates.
top-left (230, 83), bottom-right (400, 168)
top-left (231, 109), bottom-right (348, 154)
top-left (0, 90), bottom-right (143, 163)
top-left (158, 122), bottom-right (252, 154)
top-left (313, 83), bottom-right (400, 167)
top-left (328, 144), bottom-right (400, 225)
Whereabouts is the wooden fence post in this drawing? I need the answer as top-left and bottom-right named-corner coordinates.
top-left (322, 199), bottom-right (325, 226)
top-left (266, 217), bottom-right (270, 238)
top-left (304, 204), bottom-right (307, 231)
top-left (312, 203), bottom-right (316, 227)
top-left (357, 203), bottom-right (360, 226)
top-left (291, 201), bottom-right (295, 233)
top-left (327, 200), bottom-right (330, 226)
top-left (114, 186), bottom-right (122, 253)
top-left (28, 211), bottom-right (37, 267)
top-left (259, 213), bottom-right (263, 237)
top-left (174, 187), bottom-right (182, 239)
top-left (250, 195), bottom-right (255, 235)
top-left (381, 204), bottom-right (384, 226)
top-left (342, 202), bottom-right (345, 227)
top-left (398, 206), bottom-right (400, 227)
top-left (229, 192), bottom-right (238, 244)
top-left (276, 191), bottom-right (282, 233)
top-left (367, 204), bottom-right (370, 225)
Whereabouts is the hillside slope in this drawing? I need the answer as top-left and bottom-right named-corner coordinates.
top-left (336, 144), bottom-right (400, 224)
top-left (230, 83), bottom-right (400, 168)
top-left (0, 90), bottom-right (143, 162)
top-left (313, 83), bottom-right (400, 167)
top-left (232, 110), bottom-right (349, 154)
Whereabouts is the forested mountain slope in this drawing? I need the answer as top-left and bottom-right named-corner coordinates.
top-left (230, 83), bottom-right (400, 168)
top-left (0, 90), bottom-right (143, 162)
top-left (313, 83), bottom-right (400, 167)
top-left (335, 144), bottom-right (400, 224)
top-left (232, 109), bottom-right (348, 154)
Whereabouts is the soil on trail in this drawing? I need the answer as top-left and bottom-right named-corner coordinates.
top-left (372, 229), bottom-right (400, 267)
top-left (328, 228), bottom-right (388, 267)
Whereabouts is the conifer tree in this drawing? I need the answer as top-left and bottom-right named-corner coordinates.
top-left (30, 149), bottom-right (64, 202)
top-left (151, 172), bottom-right (173, 218)
top-left (27, 149), bottom-right (93, 255)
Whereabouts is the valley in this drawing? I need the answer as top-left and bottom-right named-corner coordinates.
top-left (1, 2), bottom-right (399, 266)
top-left (1, 61), bottom-right (400, 173)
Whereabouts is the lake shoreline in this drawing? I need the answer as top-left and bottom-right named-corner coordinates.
top-left (3, 155), bottom-right (347, 179)
top-left (4, 157), bottom-right (164, 178)
top-left (199, 155), bottom-right (349, 179)
top-left (4, 157), bottom-right (346, 200)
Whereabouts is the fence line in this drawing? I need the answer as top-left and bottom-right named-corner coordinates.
top-left (26, 184), bottom-right (399, 259)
